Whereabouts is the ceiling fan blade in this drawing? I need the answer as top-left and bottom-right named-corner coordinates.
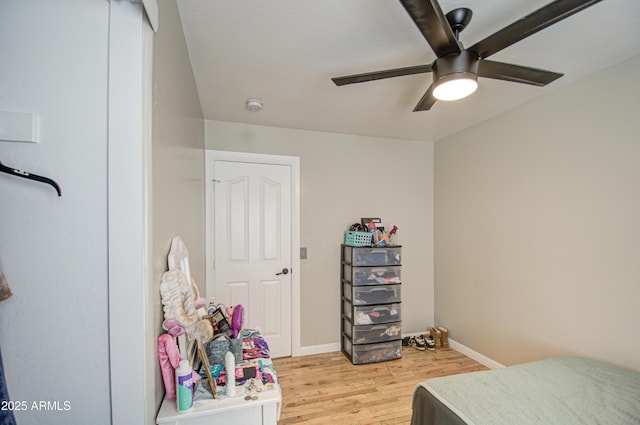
top-left (469, 0), bottom-right (602, 59)
top-left (478, 60), bottom-right (563, 86)
top-left (332, 64), bottom-right (432, 86)
top-left (400, 0), bottom-right (461, 58)
top-left (413, 83), bottom-right (437, 111)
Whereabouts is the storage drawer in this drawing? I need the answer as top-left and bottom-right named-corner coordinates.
top-left (342, 264), bottom-right (401, 286)
top-left (342, 336), bottom-right (402, 365)
top-left (343, 317), bottom-right (401, 344)
top-left (342, 282), bottom-right (401, 305)
top-left (342, 245), bottom-right (401, 266)
top-left (342, 300), bottom-right (401, 325)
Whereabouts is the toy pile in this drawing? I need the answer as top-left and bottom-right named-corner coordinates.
top-left (197, 306), bottom-right (275, 399)
top-left (200, 303), bottom-right (271, 364)
top-left (346, 217), bottom-right (398, 247)
top-left (157, 236), bottom-right (276, 405)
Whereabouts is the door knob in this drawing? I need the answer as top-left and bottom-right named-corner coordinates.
top-left (276, 268), bottom-right (289, 276)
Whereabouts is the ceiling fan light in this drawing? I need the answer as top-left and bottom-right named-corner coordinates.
top-left (433, 74), bottom-right (478, 101)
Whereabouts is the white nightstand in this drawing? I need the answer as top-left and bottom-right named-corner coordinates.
top-left (156, 385), bottom-right (281, 425)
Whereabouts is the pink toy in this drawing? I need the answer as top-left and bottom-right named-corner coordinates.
top-left (157, 334), bottom-right (200, 399)
top-left (389, 225), bottom-right (398, 244)
top-left (162, 318), bottom-right (186, 337)
top-left (231, 305), bottom-right (244, 338)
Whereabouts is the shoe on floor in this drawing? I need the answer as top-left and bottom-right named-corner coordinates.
top-left (410, 335), bottom-right (427, 351)
top-left (424, 336), bottom-right (436, 351)
top-left (430, 327), bottom-right (442, 348)
top-left (438, 326), bottom-right (449, 348)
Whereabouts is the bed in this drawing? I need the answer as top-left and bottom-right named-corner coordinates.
top-left (411, 356), bottom-right (640, 425)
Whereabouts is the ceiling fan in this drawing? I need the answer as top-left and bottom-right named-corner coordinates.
top-left (332, 0), bottom-right (602, 111)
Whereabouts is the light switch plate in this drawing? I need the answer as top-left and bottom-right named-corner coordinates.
top-left (0, 111), bottom-right (39, 143)
top-left (300, 247), bottom-right (308, 260)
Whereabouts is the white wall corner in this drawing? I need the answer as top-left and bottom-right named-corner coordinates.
top-left (132, 0), bottom-right (159, 31)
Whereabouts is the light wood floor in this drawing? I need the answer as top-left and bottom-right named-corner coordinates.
top-left (272, 346), bottom-right (487, 425)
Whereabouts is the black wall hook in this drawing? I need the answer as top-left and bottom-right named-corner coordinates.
top-left (0, 160), bottom-right (62, 197)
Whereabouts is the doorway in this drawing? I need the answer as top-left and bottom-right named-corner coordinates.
top-left (205, 150), bottom-right (300, 358)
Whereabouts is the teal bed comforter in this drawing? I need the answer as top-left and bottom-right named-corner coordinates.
top-left (411, 357), bottom-right (640, 425)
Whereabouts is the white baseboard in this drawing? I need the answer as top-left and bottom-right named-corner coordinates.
top-left (295, 332), bottom-right (417, 357)
top-left (404, 331), bottom-right (504, 369)
top-left (403, 331), bottom-right (426, 338)
top-left (295, 342), bottom-right (341, 357)
top-left (448, 338), bottom-right (505, 369)
top-left (292, 335), bottom-right (505, 371)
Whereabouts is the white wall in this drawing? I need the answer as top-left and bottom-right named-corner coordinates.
top-left (0, 1), bottom-right (111, 423)
top-left (151, 0), bottom-right (205, 417)
top-left (205, 121), bottom-right (434, 348)
top-left (435, 54), bottom-right (640, 371)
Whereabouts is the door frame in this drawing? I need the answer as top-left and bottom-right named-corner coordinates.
top-left (205, 150), bottom-right (301, 356)
top-left (107, 2), bottom-right (153, 423)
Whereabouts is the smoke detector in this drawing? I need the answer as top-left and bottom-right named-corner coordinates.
top-left (245, 98), bottom-right (263, 112)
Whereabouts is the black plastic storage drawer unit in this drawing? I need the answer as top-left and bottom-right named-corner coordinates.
top-left (340, 244), bottom-right (402, 364)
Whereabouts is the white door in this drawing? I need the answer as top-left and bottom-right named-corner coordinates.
top-left (206, 153), bottom-right (297, 358)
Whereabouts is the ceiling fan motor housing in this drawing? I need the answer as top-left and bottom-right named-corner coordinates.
top-left (432, 50), bottom-right (479, 84)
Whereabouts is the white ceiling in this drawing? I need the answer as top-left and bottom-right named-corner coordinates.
top-left (177, 0), bottom-right (640, 141)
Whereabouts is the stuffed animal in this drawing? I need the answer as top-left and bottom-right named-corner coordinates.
top-left (160, 269), bottom-right (213, 344)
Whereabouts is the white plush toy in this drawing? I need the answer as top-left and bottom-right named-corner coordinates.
top-left (160, 236), bottom-right (212, 348)
top-left (159, 269), bottom-right (212, 342)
